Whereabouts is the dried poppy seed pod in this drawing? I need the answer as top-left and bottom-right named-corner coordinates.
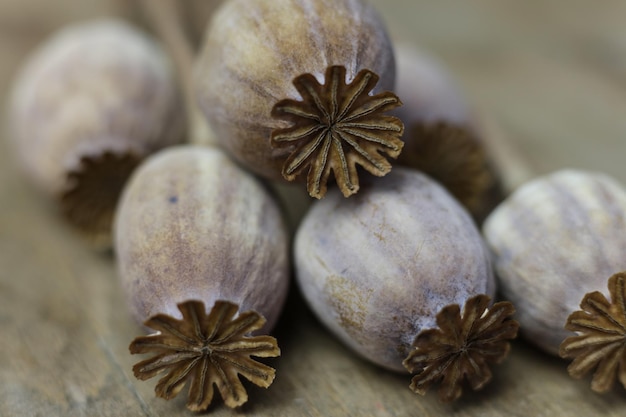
top-left (295, 168), bottom-right (518, 401)
top-left (392, 44), bottom-right (500, 222)
top-left (115, 145), bottom-right (290, 411)
top-left (194, 0), bottom-right (403, 199)
top-left (483, 169), bottom-right (626, 356)
top-left (295, 167), bottom-right (500, 361)
top-left (8, 18), bottom-right (184, 247)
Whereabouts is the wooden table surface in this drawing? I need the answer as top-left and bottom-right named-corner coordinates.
top-left (2, 1), bottom-right (626, 416)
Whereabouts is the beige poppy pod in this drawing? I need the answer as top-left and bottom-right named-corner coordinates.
top-left (8, 18), bottom-right (184, 247)
top-left (115, 145), bottom-right (290, 410)
top-left (392, 43), bottom-right (501, 222)
top-left (483, 169), bottom-right (626, 355)
top-left (294, 167), bottom-right (496, 372)
top-left (194, 0), bottom-right (404, 199)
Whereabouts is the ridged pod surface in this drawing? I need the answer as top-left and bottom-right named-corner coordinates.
top-left (483, 169), bottom-right (626, 355)
top-left (193, 0), bottom-right (397, 185)
top-left (294, 167), bottom-right (495, 371)
top-left (8, 19), bottom-right (184, 244)
top-left (115, 145), bottom-right (290, 332)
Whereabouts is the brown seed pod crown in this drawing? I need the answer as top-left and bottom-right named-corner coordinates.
top-left (560, 272), bottom-right (626, 393)
top-left (404, 294), bottom-right (518, 402)
top-left (130, 300), bottom-right (280, 411)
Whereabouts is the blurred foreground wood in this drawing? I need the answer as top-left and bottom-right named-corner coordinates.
top-left (1, 1), bottom-right (626, 416)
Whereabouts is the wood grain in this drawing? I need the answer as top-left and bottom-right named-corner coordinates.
top-left (1, 1), bottom-right (626, 416)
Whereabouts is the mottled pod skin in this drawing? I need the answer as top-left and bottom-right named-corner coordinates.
top-left (294, 168), bottom-right (495, 371)
top-left (483, 169), bottom-right (626, 355)
top-left (193, 0), bottom-right (396, 181)
top-left (8, 19), bottom-right (183, 245)
top-left (115, 145), bottom-right (290, 332)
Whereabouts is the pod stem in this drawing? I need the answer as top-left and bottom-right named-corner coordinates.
top-left (137, 0), bottom-right (217, 146)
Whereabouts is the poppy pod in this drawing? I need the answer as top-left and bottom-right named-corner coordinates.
top-left (194, 0), bottom-right (404, 198)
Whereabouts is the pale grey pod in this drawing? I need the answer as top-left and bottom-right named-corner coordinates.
top-left (294, 168), bottom-right (495, 371)
top-left (115, 145), bottom-right (290, 332)
top-left (8, 18), bottom-right (184, 245)
top-left (193, 0), bottom-right (396, 180)
top-left (483, 169), bottom-right (626, 355)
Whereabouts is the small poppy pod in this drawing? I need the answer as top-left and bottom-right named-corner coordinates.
top-left (294, 167), bottom-right (496, 372)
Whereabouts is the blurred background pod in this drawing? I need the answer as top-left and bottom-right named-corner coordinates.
top-left (391, 43), bottom-right (504, 223)
top-left (7, 18), bottom-right (184, 248)
top-left (294, 167), bottom-right (495, 372)
top-left (193, 0), bottom-right (400, 196)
